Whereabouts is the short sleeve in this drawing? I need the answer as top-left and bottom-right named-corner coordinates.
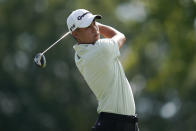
top-left (96, 38), bottom-right (120, 59)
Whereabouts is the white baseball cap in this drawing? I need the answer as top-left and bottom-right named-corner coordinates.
top-left (67, 9), bottom-right (102, 32)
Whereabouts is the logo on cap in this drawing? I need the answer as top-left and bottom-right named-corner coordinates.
top-left (70, 24), bottom-right (76, 31)
top-left (77, 12), bottom-right (90, 20)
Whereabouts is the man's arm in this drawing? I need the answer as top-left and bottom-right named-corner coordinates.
top-left (96, 22), bottom-right (126, 49)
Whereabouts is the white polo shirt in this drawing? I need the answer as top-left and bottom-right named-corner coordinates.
top-left (73, 38), bottom-right (135, 115)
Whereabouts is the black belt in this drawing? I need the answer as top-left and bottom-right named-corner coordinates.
top-left (99, 112), bottom-right (138, 123)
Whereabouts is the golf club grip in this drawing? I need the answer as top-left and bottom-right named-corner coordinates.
top-left (41, 32), bottom-right (70, 55)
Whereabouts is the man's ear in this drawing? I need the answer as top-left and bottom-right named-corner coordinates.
top-left (72, 31), bottom-right (78, 39)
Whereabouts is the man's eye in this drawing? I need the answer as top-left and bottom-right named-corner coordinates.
top-left (87, 25), bottom-right (91, 28)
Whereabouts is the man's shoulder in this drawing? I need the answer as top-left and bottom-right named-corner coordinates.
top-left (96, 38), bottom-right (115, 45)
top-left (94, 38), bottom-right (117, 50)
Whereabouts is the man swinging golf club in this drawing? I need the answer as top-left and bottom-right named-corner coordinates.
top-left (67, 9), bottom-right (139, 131)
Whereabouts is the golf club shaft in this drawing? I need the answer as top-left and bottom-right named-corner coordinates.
top-left (41, 32), bottom-right (70, 55)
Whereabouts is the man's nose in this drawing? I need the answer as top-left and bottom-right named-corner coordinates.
top-left (92, 25), bottom-right (98, 32)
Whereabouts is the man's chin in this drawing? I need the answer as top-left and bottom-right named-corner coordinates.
top-left (95, 34), bottom-right (100, 40)
top-left (90, 35), bottom-right (100, 44)
top-left (95, 38), bottom-right (100, 42)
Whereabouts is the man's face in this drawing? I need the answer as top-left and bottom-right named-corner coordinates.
top-left (72, 20), bottom-right (100, 44)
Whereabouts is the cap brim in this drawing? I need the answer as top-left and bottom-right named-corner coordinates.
top-left (95, 15), bottom-right (102, 19)
top-left (79, 15), bottom-right (102, 28)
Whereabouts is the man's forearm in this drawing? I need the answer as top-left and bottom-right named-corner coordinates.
top-left (96, 22), bottom-right (126, 48)
top-left (97, 22), bottom-right (119, 38)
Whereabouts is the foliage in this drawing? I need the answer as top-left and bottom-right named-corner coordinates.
top-left (0, 0), bottom-right (196, 130)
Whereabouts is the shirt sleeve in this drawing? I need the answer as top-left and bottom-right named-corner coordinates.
top-left (97, 38), bottom-right (120, 59)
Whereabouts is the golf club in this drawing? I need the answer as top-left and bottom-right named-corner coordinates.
top-left (34, 31), bottom-right (70, 68)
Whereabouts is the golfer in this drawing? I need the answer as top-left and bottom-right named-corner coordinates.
top-left (67, 9), bottom-right (139, 131)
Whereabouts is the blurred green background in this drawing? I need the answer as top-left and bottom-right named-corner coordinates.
top-left (0, 0), bottom-right (196, 130)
